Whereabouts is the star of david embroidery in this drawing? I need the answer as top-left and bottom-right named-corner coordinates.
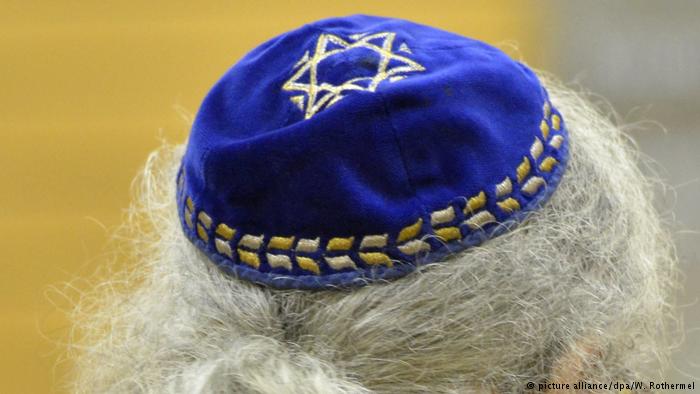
top-left (282, 32), bottom-right (426, 119)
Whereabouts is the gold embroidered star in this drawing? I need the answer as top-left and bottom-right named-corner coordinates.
top-left (283, 32), bottom-right (426, 119)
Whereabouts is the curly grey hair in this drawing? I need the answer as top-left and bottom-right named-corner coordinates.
top-left (66, 75), bottom-right (679, 393)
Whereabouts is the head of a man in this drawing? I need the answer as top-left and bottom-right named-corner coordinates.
top-left (69, 15), bottom-right (678, 394)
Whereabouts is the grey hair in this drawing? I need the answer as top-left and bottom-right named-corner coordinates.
top-left (66, 76), bottom-right (679, 393)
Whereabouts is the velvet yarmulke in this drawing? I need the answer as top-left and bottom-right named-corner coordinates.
top-left (177, 15), bottom-right (569, 289)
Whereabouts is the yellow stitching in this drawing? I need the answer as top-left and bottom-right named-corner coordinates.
top-left (430, 206), bottom-right (455, 226)
top-left (516, 157), bottom-right (531, 184)
top-left (397, 218), bottom-right (423, 242)
top-left (215, 223), bottom-right (235, 240)
top-left (359, 252), bottom-right (393, 267)
top-left (496, 177), bottom-right (512, 198)
top-left (539, 157), bottom-right (559, 172)
top-left (289, 95), bottom-right (304, 111)
top-left (237, 249), bottom-right (260, 268)
top-left (196, 224), bottom-right (209, 242)
top-left (296, 237), bottom-right (319, 253)
top-left (397, 239), bottom-right (431, 254)
top-left (268, 236), bottom-right (295, 250)
top-left (240, 234), bottom-right (264, 250)
top-left (215, 238), bottom-right (233, 258)
top-left (435, 227), bottom-right (461, 242)
top-left (465, 191), bottom-right (486, 214)
top-left (283, 32), bottom-right (425, 119)
top-left (297, 256), bottom-right (320, 275)
top-left (551, 114), bottom-right (561, 130)
top-left (543, 101), bottom-right (551, 118)
top-left (549, 135), bottom-right (564, 149)
top-left (197, 211), bottom-right (212, 229)
top-left (521, 176), bottom-right (546, 196)
top-left (325, 255), bottom-right (357, 270)
top-left (359, 234), bottom-right (388, 249)
top-left (497, 198), bottom-right (521, 213)
top-left (266, 253), bottom-right (292, 270)
top-left (464, 211), bottom-right (496, 230)
top-left (530, 138), bottom-right (543, 160)
top-left (327, 236), bottom-right (354, 251)
top-left (184, 197), bottom-right (195, 229)
top-left (540, 120), bottom-right (550, 140)
top-left (348, 33), bottom-right (368, 40)
top-left (184, 210), bottom-right (194, 229)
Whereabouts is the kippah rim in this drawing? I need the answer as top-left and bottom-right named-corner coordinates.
top-left (176, 99), bottom-right (569, 290)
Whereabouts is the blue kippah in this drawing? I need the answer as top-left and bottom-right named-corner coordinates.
top-left (177, 15), bottom-right (569, 289)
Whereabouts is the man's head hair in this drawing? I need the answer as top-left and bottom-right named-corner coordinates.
top-left (67, 76), bottom-right (679, 393)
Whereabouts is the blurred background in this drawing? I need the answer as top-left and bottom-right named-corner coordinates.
top-left (1, 1), bottom-right (697, 392)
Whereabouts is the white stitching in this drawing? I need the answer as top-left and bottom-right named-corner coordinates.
top-left (240, 234), bottom-right (264, 250)
top-left (296, 237), bottom-right (320, 253)
top-left (430, 206), bottom-right (455, 226)
top-left (360, 234), bottom-right (388, 249)
top-left (464, 211), bottom-right (497, 230)
top-left (398, 239), bottom-right (431, 254)
top-left (496, 177), bottom-right (513, 198)
top-left (267, 253), bottom-right (292, 270)
top-left (521, 176), bottom-right (546, 196)
top-left (325, 255), bottom-right (357, 270)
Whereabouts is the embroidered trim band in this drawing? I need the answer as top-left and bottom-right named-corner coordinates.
top-left (177, 98), bottom-right (569, 289)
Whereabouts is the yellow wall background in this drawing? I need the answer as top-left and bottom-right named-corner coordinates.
top-left (0, 1), bottom-right (549, 392)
